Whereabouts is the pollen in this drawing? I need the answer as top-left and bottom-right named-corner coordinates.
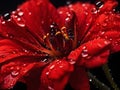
top-left (61, 26), bottom-right (69, 40)
top-left (43, 33), bottom-right (49, 40)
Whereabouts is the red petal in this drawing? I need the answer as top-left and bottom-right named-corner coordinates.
top-left (0, 61), bottom-right (35, 89)
top-left (11, 0), bottom-right (61, 41)
top-left (83, 50), bottom-right (110, 68)
top-left (0, 39), bottom-right (47, 89)
top-left (0, 18), bottom-right (43, 51)
top-left (68, 38), bottom-right (110, 68)
top-left (100, 0), bottom-right (118, 13)
top-left (83, 12), bottom-right (120, 53)
top-left (40, 59), bottom-right (73, 90)
top-left (0, 39), bottom-right (46, 64)
top-left (66, 2), bottom-right (96, 41)
top-left (69, 67), bottom-right (90, 90)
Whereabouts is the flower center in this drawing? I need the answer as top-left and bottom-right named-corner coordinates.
top-left (42, 20), bottom-right (77, 58)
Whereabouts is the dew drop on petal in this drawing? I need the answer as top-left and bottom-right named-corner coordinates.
top-left (23, 49), bottom-right (28, 53)
top-left (22, 63), bottom-right (27, 67)
top-left (1, 21), bottom-right (6, 24)
top-left (84, 12), bottom-right (88, 15)
top-left (81, 46), bottom-right (89, 58)
top-left (65, 17), bottom-right (70, 22)
top-left (50, 65), bottom-right (55, 70)
top-left (104, 40), bottom-right (110, 45)
top-left (3, 13), bottom-right (10, 20)
top-left (48, 86), bottom-right (54, 90)
top-left (66, 0), bottom-right (71, 5)
top-left (59, 65), bottom-right (63, 68)
top-left (9, 34), bottom-right (14, 39)
top-left (100, 31), bottom-right (105, 35)
top-left (10, 67), bottom-right (14, 70)
top-left (18, 11), bottom-right (24, 16)
top-left (28, 12), bottom-right (32, 15)
top-left (15, 18), bottom-right (25, 27)
top-left (46, 71), bottom-right (49, 75)
top-left (11, 71), bottom-right (19, 77)
top-left (69, 59), bottom-right (76, 64)
top-left (96, 1), bottom-right (104, 9)
top-left (109, 38), bottom-right (113, 41)
top-left (102, 23), bottom-right (107, 27)
top-left (81, 52), bottom-right (89, 58)
top-left (89, 79), bottom-right (92, 82)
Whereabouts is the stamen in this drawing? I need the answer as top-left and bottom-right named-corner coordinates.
top-left (43, 33), bottom-right (49, 40)
top-left (55, 31), bottom-right (61, 36)
top-left (61, 26), bottom-right (69, 40)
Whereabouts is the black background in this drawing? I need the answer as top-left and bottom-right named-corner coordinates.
top-left (0, 0), bottom-right (120, 90)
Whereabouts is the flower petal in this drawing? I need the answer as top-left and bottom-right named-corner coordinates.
top-left (11, 0), bottom-right (61, 42)
top-left (0, 61), bottom-right (35, 89)
top-left (68, 38), bottom-right (110, 68)
top-left (66, 2), bottom-right (96, 41)
top-left (0, 18), bottom-right (43, 52)
top-left (40, 59), bottom-right (73, 90)
top-left (83, 11), bottom-right (120, 53)
top-left (69, 67), bottom-right (90, 90)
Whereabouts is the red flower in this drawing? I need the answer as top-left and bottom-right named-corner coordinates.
top-left (0, 0), bottom-right (120, 90)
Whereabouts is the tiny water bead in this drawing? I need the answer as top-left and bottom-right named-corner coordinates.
top-left (18, 11), bottom-right (24, 16)
top-left (3, 13), bottom-right (11, 20)
top-left (81, 46), bottom-right (89, 58)
top-left (95, 1), bottom-right (104, 9)
top-left (48, 86), bottom-right (54, 90)
top-left (11, 71), bottom-right (20, 77)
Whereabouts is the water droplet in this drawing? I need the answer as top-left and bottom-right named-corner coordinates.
top-left (96, 1), bottom-right (104, 8)
top-left (41, 20), bottom-right (44, 24)
top-left (1, 21), bottom-right (6, 24)
top-left (9, 34), bottom-right (14, 39)
top-left (23, 49), bottom-right (29, 54)
top-left (17, 18), bottom-right (21, 21)
top-left (65, 17), bottom-right (70, 22)
top-left (85, 12), bottom-right (88, 15)
top-left (17, 23), bottom-right (25, 27)
top-left (18, 11), bottom-right (24, 16)
top-left (10, 67), bottom-right (14, 70)
top-left (22, 63), bottom-right (27, 67)
top-left (97, 43), bottom-right (103, 48)
top-left (6, 33), bottom-right (14, 39)
top-left (48, 86), bottom-right (54, 90)
top-left (3, 13), bottom-right (10, 20)
top-left (66, 0), bottom-right (71, 5)
top-left (15, 17), bottom-right (25, 27)
top-left (81, 52), bottom-right (88, 58)
top-left (12, 51), bottom-right (16, 54)
top-left (69, 59), bottom-right (76, 64)
top-left (104, 41), bottom-right (110, 45)
top-left (11, 71), bottom-right (19, 77)
top-left (100, 31), bottom-right (105, 35)
top-left (16, 66), bottom-right (20, 70)
top-left (28, 12), bottom-right (32, 15)
top-left (46, 71), bottom-right (49, 75)
top-left (102, 23), bottom-right (107, 27)
top-left (59, 65), bottom-right (63, 68)
top-left (82, 4), bottom-right (86, 7)
top-left (109, 38), bottom-right (112, 41)
top-left (59, 11), bottom-right (63, 14)
top-left (89, 79), bottom-right (92, 82)
top-left (81, 47), bottom-right (89, 58)
top-left (96, 23), bottom-right (100, 26)
top-left (50, 65), bottom-right (55, 70)
top-left (41, 58), bottom-right (48, 62)
top-left (86, 23), bottom-right (89, 26)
